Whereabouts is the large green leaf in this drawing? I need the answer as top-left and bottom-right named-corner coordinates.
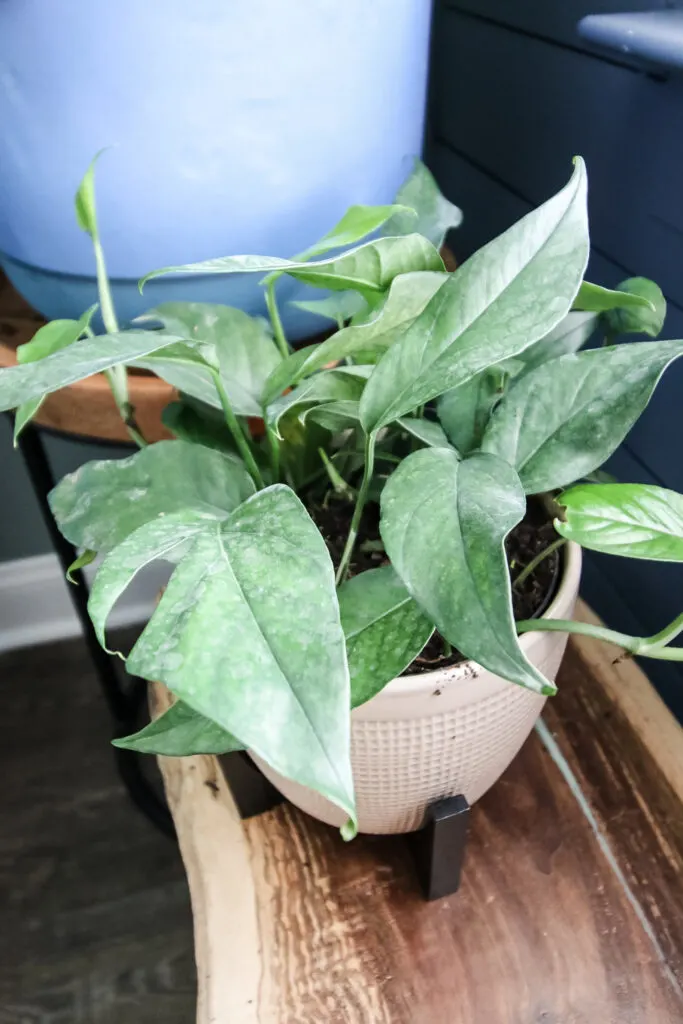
top-left (602, 277), bottom-right (667, 338)
top-left (0, 330), bottom-right (184, 413)
top-left (265, 367), bottom-right (369, 436)
top-left (396, 416), bottom-right (456, 450)
top-left (383, 159), bottom-right (463, 248)
top-left (135, 303), bottom-right (281, 415)
top-left (436, 368), bottom-right (506, 455)
top-left (380, 449), bottom-right (554, 695)
top-left (49, 439), bottom-right (254, 553)
top-left (127, 486), bottom-right (356, 829)
top-left (481, 340), bottom-right (683, 494)
top-left (88, 511), bottom-right (213, 648)
top-left (556, 483), bottom-right (683, 561)
top-left (114, 701), bottom-right (243, 756)
top-left (573, 280), bottom-right (656, 314)
top-left (518, 311), bottom-right (597, 372)
top-left (264, 272), bottom-right (451, 399)
top-left (339, 566), bottom-right (434, 708)
top-left (360, 159), bottom-right (589, 434)
top-left (140, 234), bottom-right (444, 300)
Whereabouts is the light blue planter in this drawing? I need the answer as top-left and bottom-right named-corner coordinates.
top-left (0, 0), bottom-right (433, 338)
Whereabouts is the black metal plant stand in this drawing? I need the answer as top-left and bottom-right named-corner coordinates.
top-left (16, 419), bottom-right (470, 897)
top-left (14, 420), bottom-right (175, 839)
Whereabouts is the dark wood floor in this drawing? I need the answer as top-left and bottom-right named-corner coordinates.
top-left (0, 633), bottom-right (195, 1023)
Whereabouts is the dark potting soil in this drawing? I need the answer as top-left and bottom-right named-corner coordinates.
top-left (311, 495), bottom-right (562, 675)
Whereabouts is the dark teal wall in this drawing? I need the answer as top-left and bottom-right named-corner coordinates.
top-left (428, 0), bottom-right (683, 717)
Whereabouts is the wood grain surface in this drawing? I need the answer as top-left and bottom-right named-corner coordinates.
top-left (156, 602), bottom-right (683, 1024)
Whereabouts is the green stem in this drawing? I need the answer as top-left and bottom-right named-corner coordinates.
top-left (265, 424), bottom-right (281, 482)
top-left (335, 433), bottom-right (376, 586)
top-left (266, 279), bottom-right (290, 360)
top-left (443, 638), bottom-right (453, 658)
top-left (516, 613), bottom-right (683, 662)
top-left (513, 538), bottom-right (566, 589)
top-left (213, 373), bottom-right (265, 489)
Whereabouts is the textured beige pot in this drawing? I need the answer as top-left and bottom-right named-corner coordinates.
top-left (253, 542), bottom-right (582, 835)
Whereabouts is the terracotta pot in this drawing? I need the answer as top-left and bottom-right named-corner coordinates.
top-left (251, 542), bottom-right (582, 835)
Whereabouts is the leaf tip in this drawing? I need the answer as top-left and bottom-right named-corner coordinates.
top-left (340, 817), bottom-right (358, 842)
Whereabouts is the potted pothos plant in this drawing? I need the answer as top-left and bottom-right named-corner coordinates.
top-left (2, 156), bottom-right (682, 839)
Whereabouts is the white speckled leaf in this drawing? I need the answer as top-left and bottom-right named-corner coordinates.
top-left (88, 511), bottom-right (212, 648)
top-left (339, 566), bottom-right (434, 708)
top-left (141, 234), bottom-right (444, 300)
top-left (264, 272), bottom-right (450, 399)
top-left (265, 368), bottom-right (369, 436)
top-left (134, 342), bottom-right (223, 410)
top-left (113, 700), bottom-right (243, 756)
top-left (135, 303), bottom-right (281, 415)
top-left (481, 340), bottom-right (683, 494)
top-left (396, 417), bottom-right (456, 450)
top-left (360, 159), bottom-right (589, 433)
top-left (556, 483), bottom-right (683, 561)
top-left (436, 366), bottom-right (506, 455)
top-left (382, 158), bottom-right (463, 248)
top-left (126, 485), bottom-right (356, 827)
top-left (517, 311), bottom-right (596, 372)
top-left (49, 440), bottom-right (254, 553)
top-left (380, 449), bottom-right (554, 696)
top-left (0, 330), bottom-right (184, 413)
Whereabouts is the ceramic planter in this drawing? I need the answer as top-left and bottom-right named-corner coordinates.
top-left (252, 542), bottom-right (582, 835)
top-left (0, 0), bottom-right (433, 336)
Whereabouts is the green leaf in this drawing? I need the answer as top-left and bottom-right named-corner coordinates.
top-left (339, 566), bottom-right (434, 708)
top-left (263, 271), bottom-right (450, 399)
top-left (481, 340), bottom-right (683, 494)
top-left (360, 158), bottom-right (589, 434)
top-left (383, 158), bottom-right (463, 248)
top-left (289, 291), bottom-right (369, 325)
top-left (305, 400), bottom-right (362, 433)
top-left (601, 277), bottom-right (667, 338)
top-left (518, 311), bottom-right (597, 372)
top-left (265, 368), bottom-right (369, 437)
top-left (88, 511), bottom-right (213, 648)
top-left (380, 449), bottom-right (554, 695)
top-left (13, 398), bottom-right (45, 445)
top-left (135, 303), bottom-right (281, 416)
top-left (396, 416), bottom-right (456, 450)
top-left (113, 701), bottom-right (243, 756)
top-left (127, 485), bottom-right (356, 827)
top-left (16, 306), bottom-right (98, 365)
top-left (66, 549), bottom-right (97, 583)
top-left (436, 368), bottom-right (506, 455)
top-left (0, 330), bottom-right (184, 413)
top-left (140, 234), bottom-right (445, 300)
top-left (556, 483), bottom-right (683, 561)
top-left (49, 439), bottom-right (255, 553)
top-left (134, 342), bottom-right (222, 410)
top-left (573, 280), bottom-right (656, 315)
top-left (74, 151), bottom-right (106, 238)
top-left (290, 203), bottom-right (415, 265)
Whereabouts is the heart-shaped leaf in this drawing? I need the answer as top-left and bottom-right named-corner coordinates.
top-left (396, 416), bottom-right (456, 450)
top-left (339, 566), bottom-right (434, 708)
top-left (88, 511), bottom-right (214, 648)
top-left (602, 277), bottom-right (667, 338)
top-left (0, 330), bottom-right (184, 413)
top-left (382, 159), bottom-right (463, 248)
top-left (49, 439), bottom-right (254, 553)
top-left (114, 700), bottom-right (243, 756)
top-left (517, 311), bottom-right (596, 372)
top-left (380, 448), bottom-right (554, 695)
top-left (265, 368), bottom-right (369, 436)
top-left (556, 483), bottom-right (683, 561)
top-left (140, 234), bottom-right (444, 300)
top-left (481, 340), bottom-right (683, 494)
top-left (436, 367), bottom-right (506, 455)
top-left (573, 280), bottom-right (656, 314)
top-left (127, 485), bottom-right (356, 829)
top-left (136, 303), bottom-right (281, 416)
top-left (264, 271), bottom-right (451, 399)
top-left (360, 159), bottom-right (589, 434)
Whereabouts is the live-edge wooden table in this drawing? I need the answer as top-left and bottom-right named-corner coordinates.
top-left (153, 603), bottom-right (683, 1024)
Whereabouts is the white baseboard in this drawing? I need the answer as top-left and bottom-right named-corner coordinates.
top-left (0, 554), bottom-right (171, 653)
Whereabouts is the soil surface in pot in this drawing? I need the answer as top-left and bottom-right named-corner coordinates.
top-left (312, 497), bottom-right (562, 675)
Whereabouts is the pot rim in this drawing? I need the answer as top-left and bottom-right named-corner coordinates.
top-left (376, 540), bottom-right (583, 699)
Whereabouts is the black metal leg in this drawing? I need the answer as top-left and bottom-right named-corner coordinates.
top-left (15, 422), bottom-right (175, 839)
top-left (411, 795), bottom-right (470, 901)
